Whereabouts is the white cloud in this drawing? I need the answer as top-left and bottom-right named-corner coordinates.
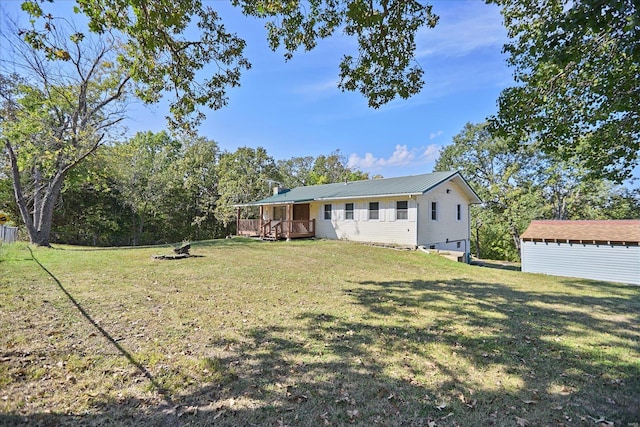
top-left (348, 143), bottom-right (442, 170)
top-left (292, 78), bottom-right (338, 96)
top-left (422, 144), bottom-right (441, 162)
top-left (387, 144), bottom-right (416, 165)
top-left (415, 2), bottom-right (507, 59)
top-left (430, 130), bottom-right (443, 140)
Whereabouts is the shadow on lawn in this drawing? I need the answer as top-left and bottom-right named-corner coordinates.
top-left (24, 249), bottom-right (176, 403)
top-left (2, 258), bottom-right (639, 426)
top-left (48, 237), bottom-right (260, 251)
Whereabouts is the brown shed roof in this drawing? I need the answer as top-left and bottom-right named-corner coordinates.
top-left (521, 220), bottom-right (640, 244)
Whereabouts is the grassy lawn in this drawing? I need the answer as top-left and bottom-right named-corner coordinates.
top-left (1, 238), bottom-right (638, 426)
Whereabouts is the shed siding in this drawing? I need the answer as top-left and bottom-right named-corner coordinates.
top-left (521, 241), bottom-right (640, 285)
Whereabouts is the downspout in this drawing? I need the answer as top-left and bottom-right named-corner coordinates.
top-left (467, 203), bottom-right (472, 263)
top-left (415, 200), bottom-right (419, 248)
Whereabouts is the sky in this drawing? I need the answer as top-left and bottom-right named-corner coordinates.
top-left (193, 0), bottom-right (515, 178)
top-left (2, 0), bottom-right (515, 179)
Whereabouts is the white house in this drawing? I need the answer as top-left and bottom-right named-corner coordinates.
top-left (521, 220), bottom-right (640, 285)
top-left (236, 171), bottom-right (481, 255)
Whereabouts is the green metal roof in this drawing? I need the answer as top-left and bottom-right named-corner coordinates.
top-left (240, 171), bottom-right (482, 206)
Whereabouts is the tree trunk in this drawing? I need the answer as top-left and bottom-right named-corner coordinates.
top-left (32, 171), bottom-right (66, 246)
top-left (6, 140), bottom-right (68, 247)
top-left (510, 222), bottom-right (521, 260)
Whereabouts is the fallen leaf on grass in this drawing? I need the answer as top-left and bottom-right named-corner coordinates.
top-left (521, 399), bottom-right (538, 404)
top-left (335, 390), bottom-right (355, 405)
top-left (516, 416), bottom-right (529, 426)
top-left (319, 412), bottom-right (331, 425)
top-left (347, 409), bottom-right (360, 421)
top-left (287, 393), bottom-right (308, 403)
top-left (559, 386), bottom-right (573, 395)
top-left (435, 402), bottom-right (447, 411)
top-left (587, 416), bottom-right (614, 426)
top-left (458, 393), bottom-right (477, 409)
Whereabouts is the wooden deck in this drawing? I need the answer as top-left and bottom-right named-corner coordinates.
top-left (237, 219), bottom-right (315, 240)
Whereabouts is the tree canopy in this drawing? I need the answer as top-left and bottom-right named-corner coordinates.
top-left (0, 21), bottom-right (130, 246)
top-left (488, 0), bottom-right (640, 182)
top-left (436, 122), bottom-right (640, 261)
top-left (18, 0), bottom-right (438, 131)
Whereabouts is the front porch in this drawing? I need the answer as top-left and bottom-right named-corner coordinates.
top-left (236, 203), bottom-right (315, 240)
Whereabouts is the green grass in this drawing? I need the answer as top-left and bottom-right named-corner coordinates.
top-left (1, 238), bottom-right (638, 426)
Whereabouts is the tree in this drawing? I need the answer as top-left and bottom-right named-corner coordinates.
top-left (436, 122), bottom-right (640, 261)
top-left (0, 23), bottom-right (130, 246)
top-left (109, 131), bottom-right (182, 245)
top-left (435, 122), bottom-right (544, 260)
top-left (21, 0), bottom-right (438, 129)
top-left (488, 0), bottom-right (640, 182)
top-left (215, 146), bottom-right (280, 228)
top-left (276, 156), bottom-right (315, 188)
top-left (308, 150), bottom-right (369, 185)
top-left (277, 151), bottom-right (369, 188)
top-left (162, 135), bottom-right (222, 241)
top-left (234, 0), bottom-right (438, 108)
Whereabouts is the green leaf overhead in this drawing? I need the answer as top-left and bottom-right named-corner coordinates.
top-left (488, 0), bottom-right (640, 182)
top-left (20, 0), bottom-right (438, 129)
top-left (235, 0), bottom-right (438, 107)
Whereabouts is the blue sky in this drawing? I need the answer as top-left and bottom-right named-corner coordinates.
top-left (3, 0), bottom-right (514, 178)
top-left (192, 0), bottom-right (514, 178)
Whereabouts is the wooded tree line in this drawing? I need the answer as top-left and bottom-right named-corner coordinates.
top-left (0, 133), bottom-right (366, 246)
top-left (1, 0), bottom-right (639, 254)
top-left (436, 123), bottom-right (640, 261)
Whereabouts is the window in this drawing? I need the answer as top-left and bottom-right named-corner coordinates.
top-left (457, 241), bottom-right (461, 249)
top-left (345, 203), bottom-right (354, 220)
top-left (396, 201), bottom-right (408, 220)
top-left (324, 204), bottom-right (332, 220)
top-left (273, 206), bottom-right (286, 220)
top-left (457, 204), bottom-right (462, 221)
top-left (431, 201), bottom-right (438, 220)
top-left (368, 202), bottom-right (379, 220)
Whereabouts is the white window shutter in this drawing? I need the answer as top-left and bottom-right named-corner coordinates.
top-left (408, 199), bottom-right (417, 222)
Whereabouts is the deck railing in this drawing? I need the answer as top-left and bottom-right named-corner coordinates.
top-left (237, 219), bottom-right (261, 236)
top-left (237, 219), bottom-right (315, 239)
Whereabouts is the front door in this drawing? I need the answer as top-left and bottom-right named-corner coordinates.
top-left (293, 204), bottom-right (310, 220)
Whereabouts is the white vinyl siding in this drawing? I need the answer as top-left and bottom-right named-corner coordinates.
top-left (310, 179), bottom-right (473, 249)
top-left (417, 181), bottom-right (470, 251)
top-left (521, 241), bottom-right (640, 285)
top-left (311, 199), bottom-right (417, 246)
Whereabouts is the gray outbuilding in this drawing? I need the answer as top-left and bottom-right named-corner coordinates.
top-left (520, 220), bottom-right (640, 285)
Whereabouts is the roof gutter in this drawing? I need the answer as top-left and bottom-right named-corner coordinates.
top-left (315, 192), bottom-right (423, 201)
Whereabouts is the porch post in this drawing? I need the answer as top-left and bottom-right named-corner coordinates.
top-left (287, 204), bottom-right (293, 236)
top-left (236, 207), bottom-right (241, 236)
top-left (259, 205), bottom-right (264, 238)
